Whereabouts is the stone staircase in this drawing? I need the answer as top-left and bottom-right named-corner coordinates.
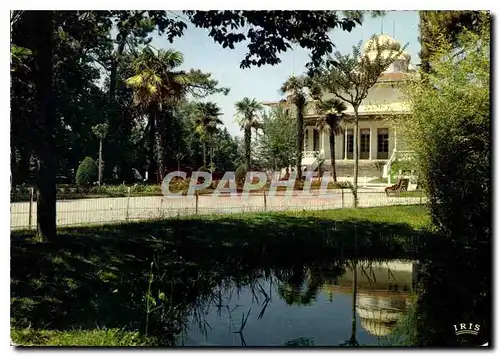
top-left (323, 159), bottom-right (387, 178)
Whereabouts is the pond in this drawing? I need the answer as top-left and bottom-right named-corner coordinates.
top-left (176, 260), bottom-right (417, 347)
top-left (10, 210), bottom-right (490, 347)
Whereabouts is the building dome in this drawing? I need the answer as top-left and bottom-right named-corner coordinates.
top-left (398, 51), bottom-right (411, 62)
top-left (361, 36), bottom-right (412, 74)
top-left (363, 34), bottom-right (401, 53)
top-left (356, 294), bottom-right (408, 337)
top-left (360, 319), bottom-right (393, 337)
top-left (356, 295), bottom-right (406, 323)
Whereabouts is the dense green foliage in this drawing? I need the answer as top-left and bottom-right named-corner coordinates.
top-left (419, 10), bottom-right (489, 74)
top-left (75, 157), bottom-right (98, 187)
top-left (402, 17), bottom-right (490, 346)
top-left (280, 75), bottom-right (309, 180)
top-left (404, 21), bottom-right (490, 249)
top-left (257, 106), bottom-right (297, 171)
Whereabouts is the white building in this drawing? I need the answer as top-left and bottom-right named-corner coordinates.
top-left (264, 34), bottom-right (416, 180)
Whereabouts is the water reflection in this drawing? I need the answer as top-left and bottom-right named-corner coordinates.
top-left (176, 259), bottom-right (415, 347)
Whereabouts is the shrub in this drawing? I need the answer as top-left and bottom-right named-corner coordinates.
top-left (75, 157), bottom-right (98, 187)
top-left (168, 179), bottom-right (190, 193)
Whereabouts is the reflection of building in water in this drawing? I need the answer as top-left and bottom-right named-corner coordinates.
top-left (322, 260), bottom-right (417, 337)
top-left (356, 294), bottom-right (411, 336)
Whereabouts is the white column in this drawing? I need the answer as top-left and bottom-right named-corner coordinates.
top-left (308, 127), bottom-right (313, 151)
top-left (344, 125), bottom-right (348, 160)
top-left (321, 129), bottom-right (325, 155)
top-left (369, 121), bottom-right (373, 160)
top-left (394, 128), bottom-right (398, 152)
top-left (304, 126), bottom-right (308, 151)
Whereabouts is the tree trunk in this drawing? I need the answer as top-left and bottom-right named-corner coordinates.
top-left (209, 136), bottom-right (214, 172)
top-left (147, 107), bottom-right (157, 183)
top-left (350, 260), bottom-right (358, 346)
top-left (157, 131), bottom-right (166, 182)
top-left (353, 109), bottom-right (359, 208)
top-left (11, 146), bottom-right (18, 185)
top-left (296, 105), bottom-right (304, 181)
top-left (18, 150), bottom-right (30, 184)
top-left (202, 141), bottom-right (207, 168)
top-left (98, 139), bottom-right (103, 185)
top-left (109, 31), bottom-right (127, 101)
top-left (33, 11), bottom-right (57, 240)
top-left (156, 113), bottom-right (167, 182)
top-left (244, 126), bottom-right (251, 168)
top-left (329, 130), bottom-right (337, 182)
top-left (108, 31), bottom-right (128, 182)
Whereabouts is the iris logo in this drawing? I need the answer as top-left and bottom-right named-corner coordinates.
top-left (453, 323), bottom-right (480, 336)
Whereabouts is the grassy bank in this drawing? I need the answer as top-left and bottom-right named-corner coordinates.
top-left (11, 205), bottom-right (433, 346)
top-left (11, 328), bottom-right (155, 347)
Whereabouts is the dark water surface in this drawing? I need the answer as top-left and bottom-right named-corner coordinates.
top-left (176, 260), bottom-right (416, 347)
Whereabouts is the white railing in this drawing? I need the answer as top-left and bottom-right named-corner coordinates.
top-left (383, 150), bottom-right (416, 184)
top-left (383, 150), bottom-right (397, 180)
top-left (303, 151), bottom-right (320, 159)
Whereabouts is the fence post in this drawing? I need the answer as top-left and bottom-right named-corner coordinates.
top-left (341, 189), bottom-right (344, 208)
top-left (419, 191), bottom-right (423, 205)
top-left (263, 191), bottom-right (267, 211)
top-left (195, 190), bottom-right (199, 215)
top-left (125, 187), bottom-right (131, 222)
top-left (28, 187), bottom-right (34, 230)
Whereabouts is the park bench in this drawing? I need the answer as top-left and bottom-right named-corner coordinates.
top-left (385, 178), bottom-right (409, 196)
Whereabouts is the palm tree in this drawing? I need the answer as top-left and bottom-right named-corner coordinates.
top-left (338, 260), bottom-right (359, 347)
top-left (313, 98), bottom-right (347, 182)
top-left (125, 47), bottom-right (189, 182)
top-left (91, 123), bottom-right (109, 186)
top-left (276, 266), bottom-right (326, 306)
top-left (280, 75), bottom-right (310, 181)
top-left (235, 97), bottom-right (263, 169)
top-left (194, 102), bottom-right (223, 171)
top-left (349, 259), bottom-right (359, 346)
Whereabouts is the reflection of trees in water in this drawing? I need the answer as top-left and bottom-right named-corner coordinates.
top-left (347, 259), bottom-right (359, 346)
top-left (275, 262), bottom-right (347, 306)
top-left (175, 259), bottom-right (414, 346)
top-left (177, 262), bottom-right (349, 346)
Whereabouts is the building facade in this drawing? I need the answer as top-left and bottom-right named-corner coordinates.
top-left (265, 35), bottom-right (416, 179)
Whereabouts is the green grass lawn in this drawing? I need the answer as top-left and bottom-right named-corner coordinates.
top-left (11, 205), bottom-right (433, 346)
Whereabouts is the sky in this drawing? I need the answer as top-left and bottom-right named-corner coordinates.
top-left (149, 10), bottom-right (421, 137)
